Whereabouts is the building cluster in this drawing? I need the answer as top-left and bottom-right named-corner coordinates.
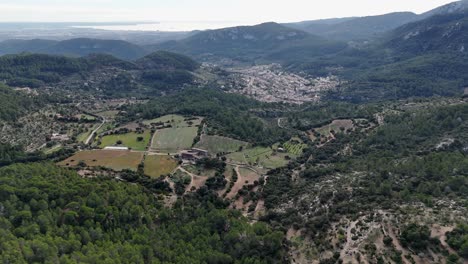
top-left (227, 64), bottom-right (340, 104)
top-left (180, 148), bottom-right (209, 163)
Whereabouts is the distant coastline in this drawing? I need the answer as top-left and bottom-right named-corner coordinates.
top-left (71, 21), bottom-right (255, 32)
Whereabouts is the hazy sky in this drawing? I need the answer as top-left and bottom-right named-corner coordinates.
top-left (0, 0), bottom-right (458, 23)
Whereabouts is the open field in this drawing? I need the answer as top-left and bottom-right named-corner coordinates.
top-left (194, 135), bottom-right (248, 154)
top-left (151, 127), bottom-right (198, 152)
top-left (99, 130), bottom-right (151, 151)
top-left (58, 150), bottom-right (144, 171)
top-left (227, 146), bottom-right (289, 169)
top-left (144, 155), bottom-right (178, 178)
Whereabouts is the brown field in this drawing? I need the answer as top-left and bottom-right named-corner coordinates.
top-left (226, 166), bottom-right (261, 199)
top-left (144, 155), bottom-right (178, 178)
top-left (58, 150), bottom-right (144, 171)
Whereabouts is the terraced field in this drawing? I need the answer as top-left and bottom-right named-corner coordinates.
top-left (99, 130), bottom-right (151, 151)
top-left (144, 155), bottom-right (179, 178)
top-left (58, 150), bottom-right (144, 171)
top-left (283, 138), bottom-right (307, 156)
top-left (195, 135), bottom-right (248, 154)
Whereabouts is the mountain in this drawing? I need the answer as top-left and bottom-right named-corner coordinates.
top-left (285, 12), bottom-right (419, 41)
top-left (385, 10), bottom-right (468, 54)
top-left (0, 38), bottom-right (149, 60)
top-left (0, 39), bottom-right (57, 55)
top-left (153, 22), bottom-right (347, 64)
top-left (420, 0), bottom-right (468, 18)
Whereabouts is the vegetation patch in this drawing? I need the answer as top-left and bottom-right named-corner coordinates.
top-left (314, 119), bottom-right (354, 137)
top-left (144, 155), bottom-right (179, 178)
top-left (195, 135), bottom-right (248, 154)
top-left (58, 150), bottom-right (144, 171)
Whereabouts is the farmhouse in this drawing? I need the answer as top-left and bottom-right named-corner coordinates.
top-left (190, 148), bottom-right (209, 157)
top-left (180, 148), bottom-right (210, 163)
top-left (463, 87), bottom-right (468, 97)
top-left (104, 146), bottom-right (129, 151)
top-left (51, 133), bottom-right (70, 141)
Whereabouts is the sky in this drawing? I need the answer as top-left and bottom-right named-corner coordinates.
top-left (0, 0), bottom-right (458, 24)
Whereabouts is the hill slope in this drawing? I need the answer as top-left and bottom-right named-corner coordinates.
top-left (285, 12), bottom-right (419, 40)
top-left (0, 52), bottom-right (199, 96)
top-left (385, 10), bottom-right (468, 55)
top-left (0, 38), bottom-right (149, 60)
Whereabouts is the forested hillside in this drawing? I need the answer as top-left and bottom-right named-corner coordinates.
top-left (0, 84), bottom-right (40, 121)
top-left (124, 88), bottom-right (290, 145)
top-left (0, 163), bottom-right (285, 263)
top-left (0, 52), bottom-right (199, 96)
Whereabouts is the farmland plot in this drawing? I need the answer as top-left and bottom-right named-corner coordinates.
top-left (58, 150), bottom-right (144, 171)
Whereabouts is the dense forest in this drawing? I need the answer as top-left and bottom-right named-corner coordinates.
top-left (0, 163), bottom-right (286, 263)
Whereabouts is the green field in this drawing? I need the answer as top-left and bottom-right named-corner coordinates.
top-left (76, 114), bottom-right (97, 121)
top-left (194, 135), bottom-right (248, 154)
top-left (96, 110), bottom-right (119, 119)
top-left (151, 127), bottom-right (198, 152)
top-left (58, 150), bottom-right (144, 171)
top-left (99, 130), bottom-right (151, 151)
top-left (43, 144), bottom-right (62, 154)
top-left (227, 146), bottom-right (289, 169)
top-left (144, 155), bottom-right (179, 178)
